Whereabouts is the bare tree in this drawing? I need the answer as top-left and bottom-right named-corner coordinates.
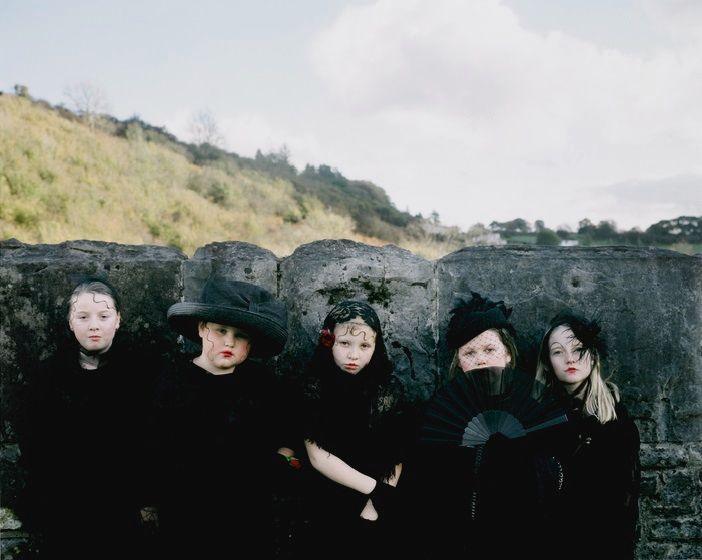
top-left (14, 84), bottom-right (30, 97)
top-left (63, 82), bottom-right (110, 128)
top-left (188, 110), bottom-right (225, 148)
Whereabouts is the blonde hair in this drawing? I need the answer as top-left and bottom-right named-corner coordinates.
top-left (448, 328), bottom-right (518, 379)
top-left (534, 327), bottom-right (619, 424)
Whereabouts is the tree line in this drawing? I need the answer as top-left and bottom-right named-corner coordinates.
top-left (489, 216), bottom-right (702, 246)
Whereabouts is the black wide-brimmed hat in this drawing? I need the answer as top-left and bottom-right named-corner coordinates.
top-left (167, 278), bottom-right (288, 359)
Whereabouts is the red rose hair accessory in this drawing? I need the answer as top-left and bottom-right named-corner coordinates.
top-left (319, 328), bottom-right (335, 348)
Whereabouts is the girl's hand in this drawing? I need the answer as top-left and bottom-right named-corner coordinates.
top-left (360, 498), bottom-right (379, 521)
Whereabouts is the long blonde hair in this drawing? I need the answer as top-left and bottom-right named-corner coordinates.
top-left (534, 317), bottom-right (619, 424)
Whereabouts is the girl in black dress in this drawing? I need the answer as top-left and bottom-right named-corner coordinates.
top-left (152, 277), bottom-right (290, 560)
top-left (416, 292), bottom-right (562, 559)
top-left (21, 278), bottom-right (149, 559)
top-left (300, 301), bottom-right (408, 559)
top-left (534, 311), bottom-right (640, 560)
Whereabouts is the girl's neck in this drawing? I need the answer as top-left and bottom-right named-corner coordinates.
top-left (78, 347), bottom-right (106, 370)
top-left (77, 339), bottom-right (115, 370)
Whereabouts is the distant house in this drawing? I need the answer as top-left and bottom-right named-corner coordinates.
top-left (560, 239), bottom-right (579, 247)
top-left (474, 232), bottom-right (506, 245)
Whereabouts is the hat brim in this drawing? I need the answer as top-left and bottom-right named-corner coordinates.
top-left (167, 302), bottom-right (287, 359)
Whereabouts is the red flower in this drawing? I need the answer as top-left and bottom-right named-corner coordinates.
top-left (319, 328), bottom-right (335, 348)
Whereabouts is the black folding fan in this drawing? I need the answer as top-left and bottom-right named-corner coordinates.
top-left (420, 367), bottom-right (567, 448)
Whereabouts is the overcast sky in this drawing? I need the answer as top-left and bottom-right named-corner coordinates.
top-left (2, 0), bottom-right (701, 231)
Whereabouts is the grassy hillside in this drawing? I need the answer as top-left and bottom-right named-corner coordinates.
top-left (0, 95), bottom-right (387, 256)
top-left (8, 93), bottom-right (686, 258)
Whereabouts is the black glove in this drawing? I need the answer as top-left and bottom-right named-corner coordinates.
top-left (369, 480), bottom-right (397, 516)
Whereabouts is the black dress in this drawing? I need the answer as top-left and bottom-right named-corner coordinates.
top-left (151, 357), bottom-right (287, 560)
top-left (546, 398), bottom-right (640, 560)
top-left (409, 375), bottom-right (563, 560)
top-left (20, 342), bottom-right (153, 560)
top-left (299, 368), bottom-right (410, 559)
top-left (411, 422), bottom-right (560, 558)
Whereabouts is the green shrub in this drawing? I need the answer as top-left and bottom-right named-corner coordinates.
top-left (536, 228), bottom-right (561, 246)
top-left (13, 208), bottom-right (39, 227)
top-left (39, 168), bottom-right (56, 183)
top-left (207, 181), bottom-right (229, 205)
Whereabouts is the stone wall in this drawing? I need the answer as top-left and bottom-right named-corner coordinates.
top-left (1, 239), bottom-right (700, 559)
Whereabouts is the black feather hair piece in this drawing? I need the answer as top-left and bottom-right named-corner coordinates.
top-left (549, 310), bottom-right (608, 361)
top-left (446, 291), bottom-right (515, 351)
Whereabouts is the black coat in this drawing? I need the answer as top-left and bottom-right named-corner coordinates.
top-left (150, 357), bottom-right (289, 559)
top-left (20, 342), bottom-right (154, 559)
top-left (407, 373), bottom-right (564, 560)
top-left (546, 400), bottom-right (640, 560)
top-left (409, 433), bottom-right (560, 559)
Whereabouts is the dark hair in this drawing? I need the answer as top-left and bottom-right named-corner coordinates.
top-left (66, 277), bottom-right (122, 320)
top-left (307, 300), bottom-right (393, 391)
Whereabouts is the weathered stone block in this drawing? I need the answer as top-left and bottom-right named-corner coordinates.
top-left (650, 517), bottom-right (702, 541)
top-left (436, 246), bottom-right (702, 444)
top-left (688, 443), bottom-right (702, 466)
top-left (0, 508), bottom-right (22, 530)
top-left (278, 240), bottom-right (436, 400)
top-left (0, 529), bottom-right (38, 560)
top-left (638, 541), bottom-right (702, 560)
top-left (1, 240), bottom-right (701, 559)
top-left (182, 241), bottom-right (278, 299)
top-left (0, 239), bottom-right (185, 510)
top-left (641, 444), bottom-right (689, 470)
top-left (0, 239), bottom-right (186, 366)
top-left (640, 472), bottom-right (661, 497)
top-left (646, 469), bottom-right (702, 517)
top-left (179, 242), bottom-right (279, 355)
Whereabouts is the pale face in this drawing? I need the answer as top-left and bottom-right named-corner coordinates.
top-left (458, 329), bottom-right (511, 372)
top-left (68, 292), bottom-right (121, 354)
top-left (195, 322), bottom-right (251, 375)
top-left (331, 317), bottom-right (377, 375)
top-left (548, 325), bottom-right (593, 393)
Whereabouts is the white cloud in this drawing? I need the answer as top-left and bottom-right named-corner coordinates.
top-left (640, 0), bottom-right (702, 43)
top-left (307, 0), bottom-right (702, 229)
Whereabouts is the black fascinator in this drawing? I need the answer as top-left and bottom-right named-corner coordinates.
top-left (547, 310), bottom-right (608, 361)
top-left (446, 292), bottom-right (516, 350)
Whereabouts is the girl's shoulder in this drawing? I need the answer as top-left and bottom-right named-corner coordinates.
top-left (612, 401), bottom-right (640, 438)
top-left (585, 400), bottom-right (640, 452)
top-left (153, 355), bottom-right (202, 407)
